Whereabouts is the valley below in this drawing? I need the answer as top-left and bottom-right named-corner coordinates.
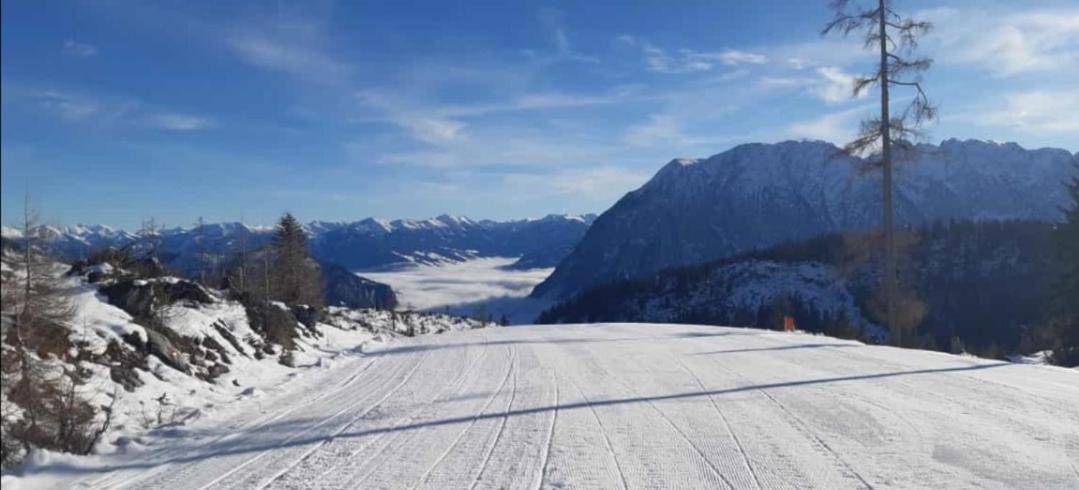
top-left (357, 257), bottom-right (554, 324)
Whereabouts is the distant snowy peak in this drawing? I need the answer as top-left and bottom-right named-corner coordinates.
top-left (311, 213), bottom-right (593, 236)
top-left (13, 213), bottom-right (597, 273)
top-left (311, 213), bottom-right (597, 270)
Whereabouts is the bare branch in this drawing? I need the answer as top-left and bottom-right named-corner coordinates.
top-left (853, 74), bottom-right (880, 96)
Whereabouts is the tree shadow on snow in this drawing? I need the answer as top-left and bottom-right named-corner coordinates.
top-left (690, 342), bottom-right (860, 355)
top-left (364, 329), bottom-right (762, 357)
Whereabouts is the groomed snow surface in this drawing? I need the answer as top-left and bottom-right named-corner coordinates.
top-left (10, 323), bottom-right (1079, 489)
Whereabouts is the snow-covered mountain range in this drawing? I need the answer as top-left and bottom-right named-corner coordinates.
top-left (1, 214), bottom-right (597, 274)
top-left (532, 139), bottom-right (1077, 300)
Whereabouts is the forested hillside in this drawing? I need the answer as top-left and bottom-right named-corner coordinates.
top-left (539, 220), bottom-right (1057, 358)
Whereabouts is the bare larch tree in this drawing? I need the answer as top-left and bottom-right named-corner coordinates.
top-left (823, 0), bottom-right (936, 346)
top-left (195, 216), bottom-right (208, 284)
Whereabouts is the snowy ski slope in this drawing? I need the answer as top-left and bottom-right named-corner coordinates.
top-left (13, 323), bottom-right (1079, 489)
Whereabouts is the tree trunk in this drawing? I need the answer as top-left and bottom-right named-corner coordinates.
top-left (878, 0), bottom-right (899, 346)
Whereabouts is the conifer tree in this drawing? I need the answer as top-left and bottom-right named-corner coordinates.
top-left (270, 213), bottom-right (323, 306)
top-left (1051, 168), bottom-right (1079, 366)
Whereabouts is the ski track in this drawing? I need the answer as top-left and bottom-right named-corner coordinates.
top-left (271, 335), bottom-right (491, 489)
top-left (198, 349), bottom-right (434, 490)
top-left (578, 356), bottom-right (733, 489)
top-left (673, 357), bottom-right (762, 490)
top-left (467, 348), bottom-right (518, 490)
top-left (413, 345), bottom-right (517, 489)
top-left (536, 370), bottom-right (559, 490)
top-left (564, 375), bottom-right (631, 490)
top-left (85, 356), bottom-right (384, 489)
top-left (40, 323), bottom-right (1079, 490)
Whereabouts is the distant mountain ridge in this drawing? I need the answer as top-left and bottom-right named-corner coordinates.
top-left (532, 138), bottom-right (1077, 300)
top-left (0, 214), bottom-right (597, 274)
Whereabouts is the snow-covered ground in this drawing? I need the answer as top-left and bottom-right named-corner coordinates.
top-left (9, 323), bottom-right (1078, 489)
top-left (358, 257), bottom-right (553, 323)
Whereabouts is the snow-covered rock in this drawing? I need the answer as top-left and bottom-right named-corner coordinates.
top-left (0, 251), bottom-right (497, 470)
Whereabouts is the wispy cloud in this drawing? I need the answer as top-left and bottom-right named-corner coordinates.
top-left (955, 90), bottom-right (1079, 134)
top-left (535, 8), bottom-right (599, 64)
top-left (786, 105), bottom-right (869, 144)
top-left (710, 49), bottom-right (769, 66)
top-left (31, 90), bottom-right (103, 120)
top-left (3, 84), bottom-right (214, 132)
top-left (227, 34), bottom-right (350, 84)
top-left (504, 166), bottom-right (649, 199)
top-left (812, 66), bottom-right (865, 104)
top-left (926, 7), bottom-right (1079, 77)
top-left (355, 87), bottom-right (638, 147)
top-left (619, 36), bottom-right (768, 74)
top-left (751, 66), bottom-right (864, 105)
top-left (62, 39), bottom-right (98, 57)
top-left (149, 113), bottom-right (215, 131)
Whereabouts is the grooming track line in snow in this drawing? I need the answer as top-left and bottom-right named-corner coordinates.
top-left (674, 357), bottom-right (763, 490)
top-left (88, 356), bottom-right (384, 490)
top-left (565, 375), bottom-right (632, 490)
top-left (415, 346), bottom-right (518, 488)
top-left (582, 357), bottom-right (734, 489)
top-left (253, 351), bottom-right (435, 489)
top-left (15, 323), bottom-right (1079, 490)
top-left (468, 348), bottom-right (519, 490)
top-left (200, 350), bottom-right (432, 490)
top-left (325, 335), bottom-right (495, 488)
top-left (310, 338), bottom-right (491, 487)
top-left (536, 369), bottom-right (560, 490)
top-left (709, 357), bottom-right (874, 489)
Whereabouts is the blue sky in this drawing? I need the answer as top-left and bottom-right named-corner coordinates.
top-left (2, 0), bottom-right (1077, 229)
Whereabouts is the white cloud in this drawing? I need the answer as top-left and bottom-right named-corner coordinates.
top-left (711, 49), bottom-right (769, 66)
top-left (62, 40), bottom-right (98, 57)
top-left (408, 118), bottom-right (468, 144)
top-left (751, 67), bottom-right (863, 104)
top-left (756, 76), bottom-right (812, 90)
top-left (150, 114), bottom-right (215, 131)
top-left (812, 66), bottom-right (865, 104)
